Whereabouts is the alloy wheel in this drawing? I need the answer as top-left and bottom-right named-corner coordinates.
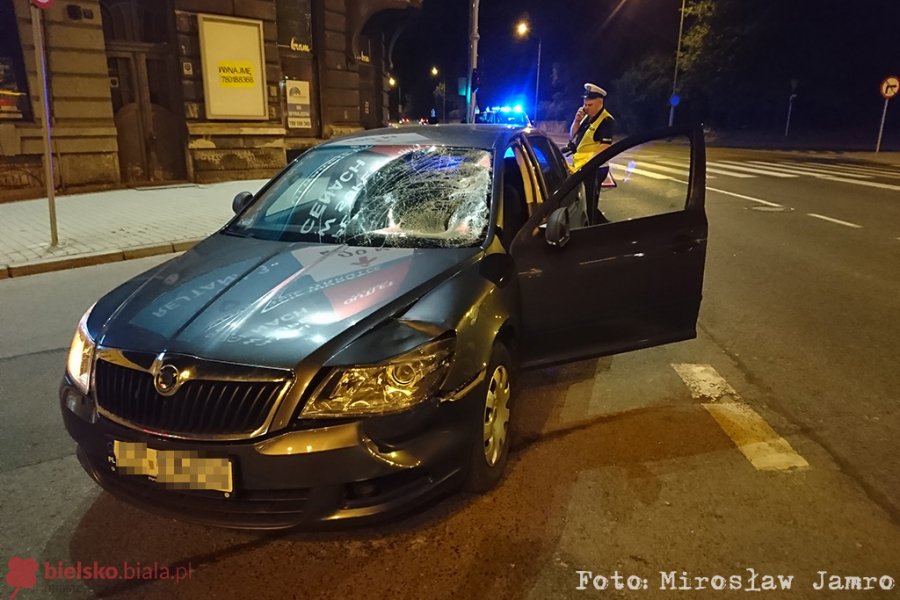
top-left (482, 364), bottom-right (511, 466)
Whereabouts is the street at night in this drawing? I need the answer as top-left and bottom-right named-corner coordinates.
top-left (2, 146), bottom-right (899, 598)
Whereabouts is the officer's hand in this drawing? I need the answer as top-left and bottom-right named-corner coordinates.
top-left (575, 106), bottom-right (586, 121)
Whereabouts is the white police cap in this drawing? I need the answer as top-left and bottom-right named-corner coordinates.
top-left (583, 83), bottom-right (607, 99)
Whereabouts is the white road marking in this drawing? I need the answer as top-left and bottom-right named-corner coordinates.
top-left (742, 161), bottom-right (900, 191)
top-left (807, 213), bottom-right (863, 228)
top-left (608, 162), bottom-right (671, 180)
top-left (747, 161), bottom-right (873, 179)
top-left (672, 363), bottom-right (810, 472)
top-left (657, 159), bottom-right (756, 178)
top-left (814, 177), bottom-right (900, 191)
top-left (703, 403), bottom-right (811, 471)
top-left (710, 161), bottom-right (798, 178)
top-left (815, 162), bottom-right (900, 179)
top-left (672, 363), bottom-right (739, 401)
top-left (706, 186), bottom-right (783, 207)
top-left (616, 161), bottom-right (711, 179)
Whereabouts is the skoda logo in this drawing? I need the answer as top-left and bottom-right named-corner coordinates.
top-left (155, 364), bottom-right (181, 396)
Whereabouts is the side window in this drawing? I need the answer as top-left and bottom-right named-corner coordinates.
top-left (526, 136), bottom-right (566, 192)
top-left (594, 137), bottom-right (690, 224)
top-left (514, 144), bottom-right (545, 212)
top-left (499, 144), bottom-right (529, 246)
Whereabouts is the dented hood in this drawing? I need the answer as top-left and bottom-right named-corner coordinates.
top-left (94, 234), bottom-right (479, 368)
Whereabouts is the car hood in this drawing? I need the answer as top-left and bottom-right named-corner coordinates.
top-left (95, 234), bottom-right (480, 368)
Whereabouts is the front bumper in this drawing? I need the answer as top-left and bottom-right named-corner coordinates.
top-left (60, 376), bottom-right (479, 530)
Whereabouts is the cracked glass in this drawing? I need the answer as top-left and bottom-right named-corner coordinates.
top-left (226, 145), bottom-right (493, 248)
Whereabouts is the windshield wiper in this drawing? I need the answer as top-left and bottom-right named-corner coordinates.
top-left (220, 229), bottom-right (254, 239)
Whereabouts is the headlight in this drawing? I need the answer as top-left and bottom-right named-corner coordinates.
top-left (66, 304), bottom-right (96, 394)
top-left (301, 338), bottom-right (455, 418)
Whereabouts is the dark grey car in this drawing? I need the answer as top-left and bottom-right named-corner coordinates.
top-left (61, 124), bottom-right (708, 529)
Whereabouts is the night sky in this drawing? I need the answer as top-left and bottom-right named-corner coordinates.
top-left (393, 0), bottom-right (680, 118)
top-left (391, 0), bottom-right (900, 130)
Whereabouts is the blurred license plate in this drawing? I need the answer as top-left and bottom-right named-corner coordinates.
top-left (112, 440), bottom-right (233, 493)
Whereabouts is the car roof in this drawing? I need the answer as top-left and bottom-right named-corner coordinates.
top-left (322, 124), bottom-right (536, 152)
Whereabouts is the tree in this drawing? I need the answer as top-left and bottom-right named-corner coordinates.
top-left (612, 54), bottom-right (672, 134)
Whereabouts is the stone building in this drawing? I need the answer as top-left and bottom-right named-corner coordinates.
top-left (0, 0), bottom-right (420, 200)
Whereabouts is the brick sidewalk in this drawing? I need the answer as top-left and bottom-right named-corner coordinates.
top-left (0, 179), bottom-right (268, 278)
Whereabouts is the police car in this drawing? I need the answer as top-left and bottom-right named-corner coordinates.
top-left (476, 105), bottom-right (532, 128)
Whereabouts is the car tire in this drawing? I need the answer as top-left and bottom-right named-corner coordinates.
top-left (464, 342), bottom-right (514, 493)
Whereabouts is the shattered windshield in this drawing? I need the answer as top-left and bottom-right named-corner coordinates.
top-left (226, 145), bottom-right (493, 248)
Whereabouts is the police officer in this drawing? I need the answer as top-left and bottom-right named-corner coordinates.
top-left (568, 83), bottom-right (614, 172)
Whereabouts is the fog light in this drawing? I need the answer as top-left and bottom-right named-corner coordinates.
top-left (349, 481), bottom-right (378, 499)
top-left (65, 390), bottom-right (97, 423)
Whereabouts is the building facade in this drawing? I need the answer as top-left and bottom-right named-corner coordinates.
top-left (0, 0), bottom-right (419, 200)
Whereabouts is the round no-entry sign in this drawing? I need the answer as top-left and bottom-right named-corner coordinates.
top-left (30, 0), bottom-right (54, 8)
top-left (881, 76), bottom-right (899, 99)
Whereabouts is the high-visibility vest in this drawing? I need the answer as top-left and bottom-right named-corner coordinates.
top-left (571, 109), bottom-right (613, 171)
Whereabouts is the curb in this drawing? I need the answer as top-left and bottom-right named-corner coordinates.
top-left (2, 239), bottom-right (202, 279)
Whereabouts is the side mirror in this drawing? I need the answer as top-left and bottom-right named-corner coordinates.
top-left (544, 207), bottom-right (570, 248)
top-left (232, 191), bottom-right (253, 214)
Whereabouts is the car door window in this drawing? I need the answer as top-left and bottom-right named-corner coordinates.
top-left (510, 125), bottom-right (707, 368)
top-left (513, 143), bottom-right (545, 214)
top-left (592, 139), bottom-right (691, 224)
top-left (500, 143), bottom-right (529, 247)
top-left (526, 135), bottom-right (566, 192)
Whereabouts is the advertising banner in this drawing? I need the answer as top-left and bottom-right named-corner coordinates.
top-left (198, 14), bottom-right (267, 120)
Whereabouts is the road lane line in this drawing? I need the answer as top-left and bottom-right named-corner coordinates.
top-left (807, 213), bottom-right (863, 228)
top-left (743, 162), bottom-right (900, 191)
top-left (672, 363), bottom-right (739, 401)
top-left (815, 162), bottom-right (900, 179)
top-left (608, 162), bottom-right (671, 180)
top-left (672, 363), bottom-right (810, 472)
top-left (617, 161), bottom-right (707, 178)
top-left (706, 186), bottom-right (782, 207)
top-left (813, 177), bottom-right (900, 191)
top-left (747, 161), bottom-right (873, 179)
top-left (709, 161), bottom-right (798, 178)
top-left (656, 159), bottom-right (756, 178)
top-left (703, 403), bottom-right (811, 471)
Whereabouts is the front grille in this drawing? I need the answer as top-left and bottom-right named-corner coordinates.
top-left (94, 359), bottom-right (285, 436)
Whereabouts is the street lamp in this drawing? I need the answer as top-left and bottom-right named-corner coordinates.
top-left (515, 20), bottom-right (542, 123)
top-left (668, 0), bottom-right (687, 126)
top-left (431, 66), bottom-right (446, 122)
top-left (388, 76), bottom-right (402, 120)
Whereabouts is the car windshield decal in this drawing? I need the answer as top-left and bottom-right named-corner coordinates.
top-left (228, 145), bottom-right (492, 249)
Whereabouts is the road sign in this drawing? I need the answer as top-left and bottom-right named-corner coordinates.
top-left (876, 76), bottom-right (897, 152)
top-left (881, 76), bottom-right (899, 99)
top-left (30, 0), bottom-right (55, 9)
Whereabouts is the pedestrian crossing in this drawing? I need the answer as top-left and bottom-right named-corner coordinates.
top-left (610, 155), bottom-right (900, 191)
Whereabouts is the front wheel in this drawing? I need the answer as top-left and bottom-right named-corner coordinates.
top-left (464, 343), bottom-right (514, 492)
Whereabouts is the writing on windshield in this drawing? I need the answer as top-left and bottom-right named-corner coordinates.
top-left (227, 145), bottom-right (493, 248)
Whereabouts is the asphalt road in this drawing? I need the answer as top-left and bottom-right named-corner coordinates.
top-left (1, 147), bottom-right (898, 599)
